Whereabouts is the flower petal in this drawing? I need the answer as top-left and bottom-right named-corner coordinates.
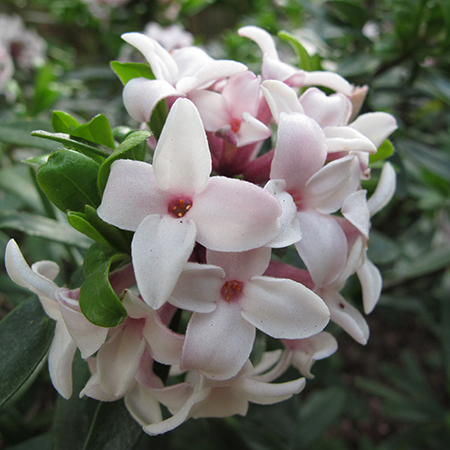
top-left (97, 160), bottom-right (169, 231)
top-left (181, 301), bottom-right (256, 380)
top-left (48, 320), bottom-right (77, 399)
top-left (153, 98), bottom-right (211, 195)
top-left (341, 190), bottom-right (370, 239)
top-left (123, 77), bottom-right (180, 123)
top-left (350, 112), bottom-right (398, 148)
top-left (240, 277), bottom-right (330, 339)
top-left (191, 176), bottom-right (281, 251)
top-left (261, 80), bottom-right (304, 123)
top-left (206, 247), bottom-right (271, 281)
top-left (367, 162), bottom-right (396, 216)
top-left (124, 383), bottom-right (163, 426)
top-left (295, 210), bottom-right (348, 287)
top-left (132, 215), bottom-right (197, 309)
top-left (170, 262), bottom-right (224, 312)
top-left (97, 320), bottom-right (146, 397)
top-left (357, 258), bottom-right (382, 314)
top-left (324, 126), bottom-right (377, 154)
top-left (270, 113), bottom-right (327, 190)
top-left (188, 90), bottom-right (229, 131)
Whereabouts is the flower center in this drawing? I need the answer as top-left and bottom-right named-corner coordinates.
top-left (168, 197), bottom-right (192, 218)
top-left (221, 280), bottom-right (244, 302)
top-left (231, 118), bottom-right (241, 134)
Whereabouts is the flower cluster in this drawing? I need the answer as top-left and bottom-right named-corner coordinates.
top-left (0, 14), bottom-right (46, 94)
top-left (5, 26), bottom-right (396, 435)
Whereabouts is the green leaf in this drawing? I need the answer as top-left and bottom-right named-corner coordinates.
top-left (79, 248), bottom-right (128, 327)
top-left (71, 115), bottom-right (116, 150)
top-left (296, 387), bottom-right (348, 448)
top-left (110, 61), bottom-right (155, 85)
top-left (37, 149), bottom-right (101, 213)
top-left (52, 111), bottom-right (81, 134)
top-left (0, 121), bottom-right (59, 150)
top-left (370, 139), bottom-right (395, 164)
top-left (0, 296), bottom-right (55, 407)
top-left (67, 212), bottom-right (113, 249)
top-left (0, 211), bottom-right (92, 248)
top-left (30, 130), bottom-right (109, 161)
top-left (149, 98), bottom-right (167, 140)
top-left (53, 352), bottom-right (98, 450)
top-left (278, 31), bottom-right (312, 71)
top-left (83, 400), bottom-right (143, 450)
top-left (97, 130), bottom-right (151, 193)
top-left (8, 433), bottom-right (52, 450)
top-left (30, 64), bottom-right (61, 116)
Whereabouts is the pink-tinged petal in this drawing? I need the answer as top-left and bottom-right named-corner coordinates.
top-left (298, 71), bottom-right (353, 96)
top-left (123, 290), bottom-right (156, 319)
top-left (121, 32), bottom-right (177, 82)
top-left (240, 277), bottom-right (330, 339)
top-left (143, 314), bottom-right (184, 365)
top-left (48, 320), bottom-right (77, 399)
top-left (97, 320), bottom-right (146, 397)
top-left (368, 162), bottom-right (396, 216)
top-left (234, 376), bottom-right (305, 405)
top-left (181, 301), bottom-right (256, 380)
top-left (223, 71), bottom-right (261, 118)
top-left (261, 80), bottom-right (304, 124)
top-left (132, 215), bottom-right (197, 309)
top-left (80, 372), bottom-right (121, 402)
top-left (253, 350), bottom-right (283, 376)
top-left (5, 240), bottom-right (59, 317)
top-left (97, 160), bottom-right (169, 231)
top-left (188, 90), bottom-right (229, 131)
top-left (206, 247), bottom-right (271, 281)
top-left (170, 263), bottom-right (224, 313)
top-left (270, 113), bottom-right (327, 190)
top-left (341, 190), bottom-right (370, 238)
top-left (153, 98), bottom-right (211, 195)
top-left (192, 388), bottom-right (249, 418)
top-left (288, 332), bottom-right (338, 378)
top-left (264, 57), bottom-right (303, 84)
top-left (264, 179), bottom-right (302, 247)
top-left (324, 126), bottom-right (377, 153)
top-left (124, 383), bottom-right (163, 426)
top-left (57, 289), bottom-right (107, 359)
top-left (333, 235), bottom-right (364, 288)
top-left (171, 47), bottom-right (215, 79)
top-left (123, 78), bottom-right (180, 123)
top-left (238, 26), bottom-right (279, 59)
top-left (357, 258), bottom-right (382, 314)
top-left (300, 88), bottom-right (352, 127)
top-left (321, 289), bottom-right (370, 345)
top-left (305, 154), bottom-right (361, 214)
top-left (176, 60), bottom-right (247, 93)
top-left (350, 112), bottom-right (398, 147)
top-left (235, 112), bottom-right (271, 147)
top-left (143, 386), bottom-right (210, 435)
top-left (192, 176), bottom-right (281, 251)
top-left (295, 210), bottom-right (348, 287)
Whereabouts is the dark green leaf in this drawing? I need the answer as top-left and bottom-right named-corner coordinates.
top-left (0, 121), bottom-right (59, 150)
top-left (37, 149), bottom-right (101, 213)
top-left (110, 61), bottom-right (155, 85)
top-left (30, 64), bottom-right (61, 116)
top-left (71, 115), bottom-right (116, 150)
top-left (67, 212), bottom-right (113, 248)
top-left (8, 433), bottom-right (52, 450)
top-left (0, 211), bottom-right (93, 248)
top-left (30, 130), bottom-right (109, 161)
top-left (52, 111), bottom-right (81, 134)
top-left (53, 352), bottom-right (98, 450)
top-left (79, 249), bottom-right (128, 327)
top-left (83, 400), bottom-right (143, 450)
top-left (296, 387), bottom-right (348, 448)
top-left (97, 130), bottom-right (151, 193)
top-left (278, 31), bottom-right (312, 71)
top-left (149, 99), bottom-right (167, 140)
top-left (0, 296), bottom-right (55, 407)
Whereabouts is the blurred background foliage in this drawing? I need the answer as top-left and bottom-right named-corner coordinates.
top-left (0, 0), bottom-right (450, 449)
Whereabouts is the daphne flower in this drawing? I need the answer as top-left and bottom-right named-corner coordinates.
top-left (121, 32), bottom-right (247, 123)
top-left (98, 98), bottom-right (284, 309)
top-left (168, 246), bottom-right (330, 380)
top-left (4, 239), bottom-right (107, 398)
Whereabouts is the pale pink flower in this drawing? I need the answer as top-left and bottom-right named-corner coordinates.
top-left (98, 98), bottom-right (284, 310)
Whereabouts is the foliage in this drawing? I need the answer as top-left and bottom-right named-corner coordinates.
top-left (0, 0), bottom-right (450, 448)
